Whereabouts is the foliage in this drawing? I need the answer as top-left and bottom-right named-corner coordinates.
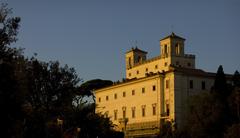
top-left (78, 79), bottom-right (113, 96)
top-left (224, 123), bottom-right (240, 138)
top-left (212, 65), bottom-right (231, 98)
top-left (0, 4), bottom-right (120, 138)
top-left (0, 3), bottom-right (25, 137)
top-left (232, 70), bottom-right (240, 87)
top-left (178, 66), bottom-right (240, 138)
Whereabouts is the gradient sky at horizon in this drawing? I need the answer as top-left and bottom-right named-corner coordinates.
top-left (3, 0), bottom-right (240, 82)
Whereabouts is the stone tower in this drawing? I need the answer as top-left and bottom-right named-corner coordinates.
top-left (125, 47), bottom-right (147, 69)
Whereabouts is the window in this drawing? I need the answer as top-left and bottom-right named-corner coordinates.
top-left (106, 96), bottom-right (109, 101)
top-left (137, 56), bottom-right (142, 63)
top-left (175, 43), bottom-right (180, 55)
top-left (152, 104), bottom-right (157, 116)
top-left (132, 90), bottom-right (135, 95)
top-left (142, 105), bottom-right (146, 117)
top-left (122, 106), bottom-right (126, 118)
top-left (136, 70), bottom-right (139, 74)
top-left (166, 104), bottom-right (170, 116)
top-left (123, 92), bottom-right (126, 97)
top-left (123, 110), bottom-right (126, 118)
top-left (164, 45), bottom-right (168, 55)
top-left (190, 80), bottom-right (193, 89)
top-left (165, 62), bottom-right (168, 67)
top-left (166, 80), bottom-right (169, 89)
top-left (152, 85), bottom-right (156, 91)
top-left (129, 73), bottom-right (131, 77)
top-left (202, 81), bottom-right (206, 90)
top-left (142, 87), bottom-right (145, 93)
top-left (176, 61), bottom-right (179, 65)
top-left (114, 110), bottom-right (118, 120)
top-left (155, 65), bottom-right (158, 69)
top-left (114, 93), bottom-right (117, 99)
top-left (188, 62), bottom-right (191, 67)
top-left (128, 57), bottom-right (131, 67)
top-left (98, 97), bottom-right (101, 102)
top-left (131, 107), bottom-right (136, 118)
top-left (146, 68), bottom-right (148, 72)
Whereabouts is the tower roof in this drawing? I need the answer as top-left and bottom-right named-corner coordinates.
top-left (160, 32), bottom-right (186, 41)
top-left (126, 47), bottom-right (148, 54)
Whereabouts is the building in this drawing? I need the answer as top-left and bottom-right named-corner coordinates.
top-left (95, 33), bottom-right (218, 137)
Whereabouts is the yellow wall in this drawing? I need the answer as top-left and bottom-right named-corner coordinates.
top-left (96, 75), bottom-right (163, 130)
top-left (95, 70), bottom-right (215, 131)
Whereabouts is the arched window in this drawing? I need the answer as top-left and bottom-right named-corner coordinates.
top-left (164, 45), bottom-right (168, 55)
top-left (175, 43), bottom-right (180, 55)
top-left (137, 56), bottom-right (142, 63)
top-left (128, 57), bottom-right (131, 67)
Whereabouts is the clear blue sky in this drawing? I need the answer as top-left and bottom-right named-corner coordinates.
top-left (4, 0), bottom-right (240, 82)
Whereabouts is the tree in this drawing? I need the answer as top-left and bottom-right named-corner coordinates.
top-left (78, 79), bottom-right (113, 96)
top-left (182, 92), bottom-right (227, 138)
top-left (23, 58), bottom-right (80, 138)
top-left (0, 4), bottom-right (120, 138)
top-left (224, 123), bottom-right (240, 138)
top-left (23, 59), bottom-right (118, 138)
top-left (75, 79), bottom-right (113, 109)
top-left (0, 3), bottom-right (25, 137)
top-left (213, 65), bottom-right (228, 97)
top-left (228, 71), bottom-right (240, 123)
top-left (0, 3), bottom-right (21, 59)
top-left (232, 70), bottom-right (240, 87)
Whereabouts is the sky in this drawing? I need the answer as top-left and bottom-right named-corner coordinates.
top-left (3, 0), bottom-right (240, 82)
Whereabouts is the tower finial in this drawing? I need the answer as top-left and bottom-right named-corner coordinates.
top-left (170, 25), bottom-right (174, 34)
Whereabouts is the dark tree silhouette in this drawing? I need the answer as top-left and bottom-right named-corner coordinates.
top-left (78, 79), bottom-right (113, 96)
top-left (233, 70), bottom-right (240, 87)
top-left (213, 65), bottom-right (228, 97)
top-left (0, 3), bottom-right (25, 137)
top-left (0, 4), bottom-right (121, 138)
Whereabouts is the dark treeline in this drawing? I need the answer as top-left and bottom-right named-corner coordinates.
top-left (0, 4), bottom-right (122, 138)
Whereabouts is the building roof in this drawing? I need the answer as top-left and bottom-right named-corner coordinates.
top-left (170, 66), bottom-right (233, 79)
top-left (170, 66), bottom-right (216, 77)
top-left (95, 73), bottom-right (163, 92)
top-left (126, 47), bottom-right (148, 54)
top-left (95, 66), bottom-right (233, 92)
top-left (160, 32), bottom-right (186, 41)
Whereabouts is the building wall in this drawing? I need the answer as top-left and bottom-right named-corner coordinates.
top-left (95, 70), bottom-right (216, 137)
top-left (126, 58), bottom-right (170, 79)
top-left (96, 74), bottom-right (178, 137)
top-left (125, 55), bottom-right (195, 80)
top-left (96, 75), bottom-right (163, 130)
top-left (171, 56), bottom-right (195, 68)
top-left (163, 72), bottom-right (175, 121)
top-left (173, 72), bottom-right (215, 128)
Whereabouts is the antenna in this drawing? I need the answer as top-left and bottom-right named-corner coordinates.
top-left (129, 40), bottom-right (134, 48)
top-left (129, 40), bottom-right (143, 49)
top-left (170, 25), bottom-right (174, 33)
top-left (134, 40), bottom-right (138, 48)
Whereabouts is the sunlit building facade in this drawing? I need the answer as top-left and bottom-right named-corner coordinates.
top-left (95, 33), bottom-right (216, 137)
